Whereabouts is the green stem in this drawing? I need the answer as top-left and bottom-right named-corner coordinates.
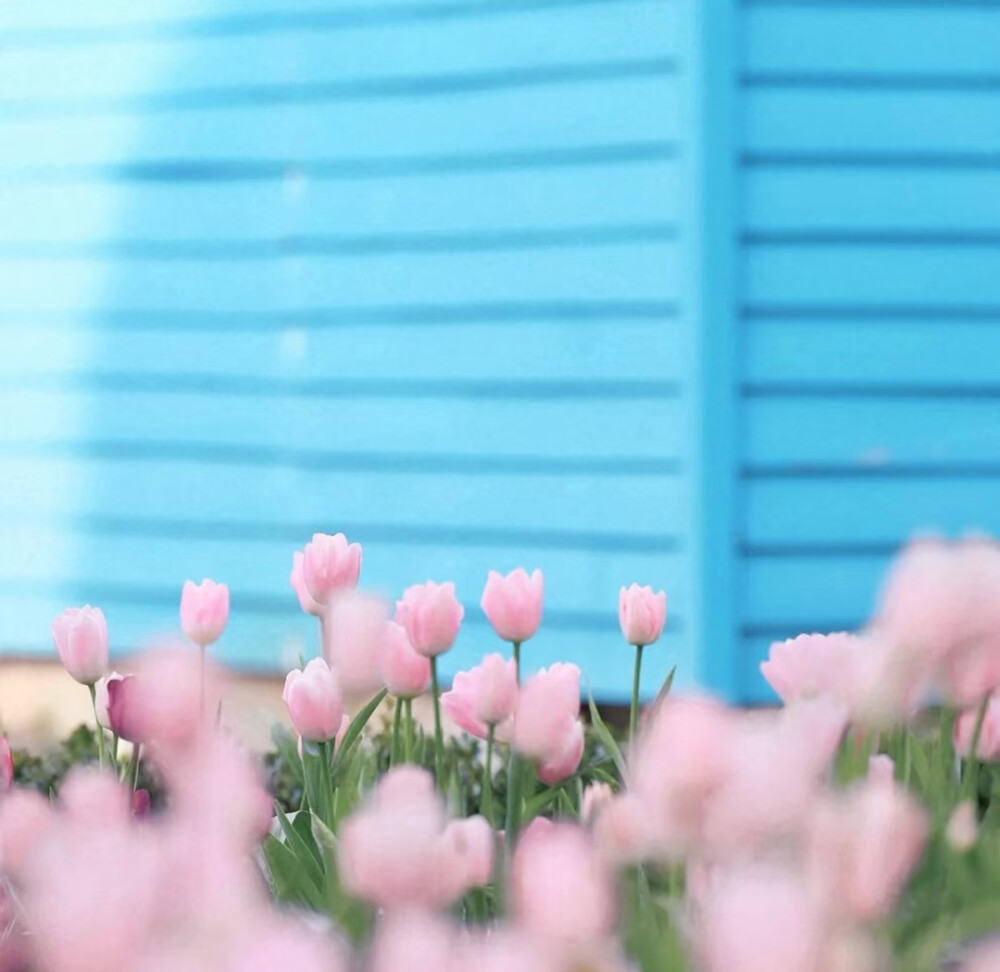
top-left (512, 641), bottom-right (521, 682)
top-left (505, 749), bottom-right (524, 854)
top-left (319, 739), bottom-right (335, 828)
top-left (391, 697), bottom-right (403, 767)
top-left (430, 656), bottom-right (445, 787)
top-left (482, 724), bottom-right (496, 824)
top-left (965, 694), bottom-right (991, 801)
top-left (404, 699), bottom-right (414, 763)
top-left (88, 684), bottom-right (106, 769)
top-left (629, 643), bottom-right (645, 745)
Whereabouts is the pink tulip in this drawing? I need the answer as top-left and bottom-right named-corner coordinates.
top-left (618, 584), bottom-right (667, 647)
top-left (59, 767), bottom-right (132, 829)
top-left (301, 532), bottom-right (362, 605)
top-left (868, 753), bottom-right (896, 787)
top-left (581, 782), bottom-right (614, 825)
top-left (759, 632), bottom-right (858, 704)
top-left (379, 621), bottom-right (431, 699)
top-left (221, 918), bottom-right (348, 972)
top-left (439, 814), bottom-right (494, 894)
top-left (0, 788), bottom-right (54, 881)
top-left (480, 568), bottom-right (544, 643)
top-left (282, 658), bottom-right (344, 742)
top-left (395, 580), bottom-right (464, 658)
top-left (807, 778), bottom-right (927, 923)
top-left (946, 800), bottom-right (977, 852)
top-left (289, 550), bottom-right (323, 617)
top-left (510, 821), bottom-right (615, 947)
top-left (132, 789), bottom-right (151, 818)
top-left (179, 578), bottom-right (229, 647)
top-left (695, 862), bottom-right (827, 972)
top-left (369, 912), bottom-right (456, 972)
top-left (0, 736), bottom-right (11, 790)
top-left (51, 605), bottom-right (108, 685)
top-left (512, 663), bottom-right (584, 781)
top-left (441, 653), bottom-right (518, 739)
top-left (953, 696), bottom-right (1000, 760)
top-left (94, 671), bottom-right (124, 729)
top-left (323, 589), bottom-right (387, 697)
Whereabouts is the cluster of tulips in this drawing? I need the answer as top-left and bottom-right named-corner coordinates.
top-left (3, 533), bottom-right (1000, 971)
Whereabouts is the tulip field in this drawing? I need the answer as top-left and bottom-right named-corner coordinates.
top-left (4, 534), bottom-right (1000, 971)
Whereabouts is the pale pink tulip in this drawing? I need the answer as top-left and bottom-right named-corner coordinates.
top-left (618, 584), bottom-right (667, 647)
top-left (512, 663), bottom-right (583, 780)
top-left (581, 782), bottom-right (615, 825)
top-left (807, 778), bottom-right (927, 923)
top-left (283, 658), bottom-right (344, 742)
top-left (369, 912), bottom-right (456, 972)
top-left (50, 605), bottom-right (108, 685)
top-left (58, 767), bottom-right (132, 829)
top-left (180, 578), bottom-right (229, 647)
top-left (395, 580), bottom-right (464, 658)
top-left (94, 670), bottom-right (124, 729)
top-left (868, 754), bottom-right (896, 787)
top-left (301, 532), bottom-right (361, 604)
top-left (441, 653), bottom-right (518, 739)
top-left (480, 567), bottom-right (544, 643)
top-left (289, 550), bottom-right (323, 616)
top-left (323, 589), bottom-right (387, 696)
top-left (946, 800), bottom-right (978, 852)
top-left (440, 815), bottom-right (494, 894)
top-left (378, 621), bottom-right (431, 699)
top-left (510, 821), bottom-right (615, 947)
top-left (759, 632), bottom-right (858, 704)
top-left (537, 718), bottom-right (585, 785)
top-left (0, 736), bottom-right (11, 790)
top-left (0, 788), bottom-right (54, 880)
top-left (695, 862), bottom-right (827, 972)
top-left (954, 696), bottom-right (1000, 760)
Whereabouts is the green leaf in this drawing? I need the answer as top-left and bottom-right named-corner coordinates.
top-left (647, 665), bottom-right (677, 719)
top-left (331, 688), bottom-right (388, 780)
top-left (586, 681), bottom-right (628, 784)
top-left (262, 833), bottom-right (325, 912)
top-left (273, 803), bottom-right (324, 889)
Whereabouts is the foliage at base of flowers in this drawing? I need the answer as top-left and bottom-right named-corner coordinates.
top-left (7, 534), bottom-right (1000, 971)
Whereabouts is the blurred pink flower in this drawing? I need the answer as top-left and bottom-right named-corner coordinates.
top-left (946, 800), bottom-right (978, 853)
top-left (510, 821), bottom-right (615, 948)
top-left (58, 767), bottom-right (132, 829)
top-left (618, 584), bottom-right (667, 647)
top-left (369, 912), bottom-right (456, 972)
top-left (395, 581), bottom-right (463, 658)
top-left (283, 658), bottom-right (344, 743)
top-left (289, 550), bottom-right (324, 616)
top-left (0, 788), bottom-right (54, 881)
top-left (480, 568), bottom-right (544, 643)
top-left (581, 781), bottom-right (614, 826)
top-left (441, 653), bottom-right (518, 740)
top-left (179, 578), bottom-right (229, 647)
top-left (807, 777), bottom-right (927, 923)
top-left (759, 632), bottom-right (857, 704)
top-left (953, 695), bottom-right (1000, 760)
top-left (0, 736), bottom-right (11, 791)
top-left (868, 753), bottom-right (896, 787)
top-left (221, 918), bottom-right (347, 972)
top-left (379, 620), bottom-right (431, 699)
top-left (512, 663), bottom-right (584, 781)
top-left (323, 589), bottom-right (387, 697)
top-left (50, 605), bottom-right (108, 685)
top-left (301, 532), bottom-right (362, 605)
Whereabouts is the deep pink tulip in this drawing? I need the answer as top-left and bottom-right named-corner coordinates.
top-left (289, 550), bottom-right (323, 617)
top-left (510, 821), bottom-right (616, 947)
top-left (759, 632), bottom-right (858, 704)
top-left (301, 532), bottom-right (362, 605)
top-left (282, 658), bottom-right (344, 743)
top-left (441, 653), bottom-right (518, 739)
top-left (395, 580), bottom-right (464, 658)
top-left (180, 578), bottom-right (229, 647)
top-left (512, 663), bottom-right (583, 780)
top-left (0, 736), bottom-right (11, 790)
top-left (94, 671), bottom-right (124, 729)
top-left (480, 568), bottom-right (544, 643)
top-left (618, 584), bottom-right (667, 647)
top-left (51, 605), bottom-right (108, 685)
top-left (379, 621), bottom-right (431, 699)
top-left (131, 789), bottom-right (151, 818)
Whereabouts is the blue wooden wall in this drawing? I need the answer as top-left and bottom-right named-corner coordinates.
top-left (3, 0), bottom-right (995, 702)
top-left (0, 0), bottom-right (695, 700)
top-left (736, 0), bottom-right (1000, 700)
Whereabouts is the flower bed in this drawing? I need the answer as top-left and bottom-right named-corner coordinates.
top-left (2, 533), bottom-right (1000, 971)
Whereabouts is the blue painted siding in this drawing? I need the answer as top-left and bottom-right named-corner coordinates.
top-left (738, 0), bottom-right (1000, 701)
top-left (0, 0), bottom-right (694, 700)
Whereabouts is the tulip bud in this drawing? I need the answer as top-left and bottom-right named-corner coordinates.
top-left (618, 584), bottom-right (667, 647)
top-left (51, 606), bottom-right (108, 685)
top-left (379, 621), bottom-right (431, 699)
top-left (480, 568), bottom-right (544, 643)
top-left (180, 578), bottom-right (229, 647)
top-left (283, 658), bottom-right (344, 742)
top-left (395, 580), bottom-right (463, 658)
top-left (441, 654), bottom-right (518, 740)
top-left (301, 533), bottom-right (362, 605)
